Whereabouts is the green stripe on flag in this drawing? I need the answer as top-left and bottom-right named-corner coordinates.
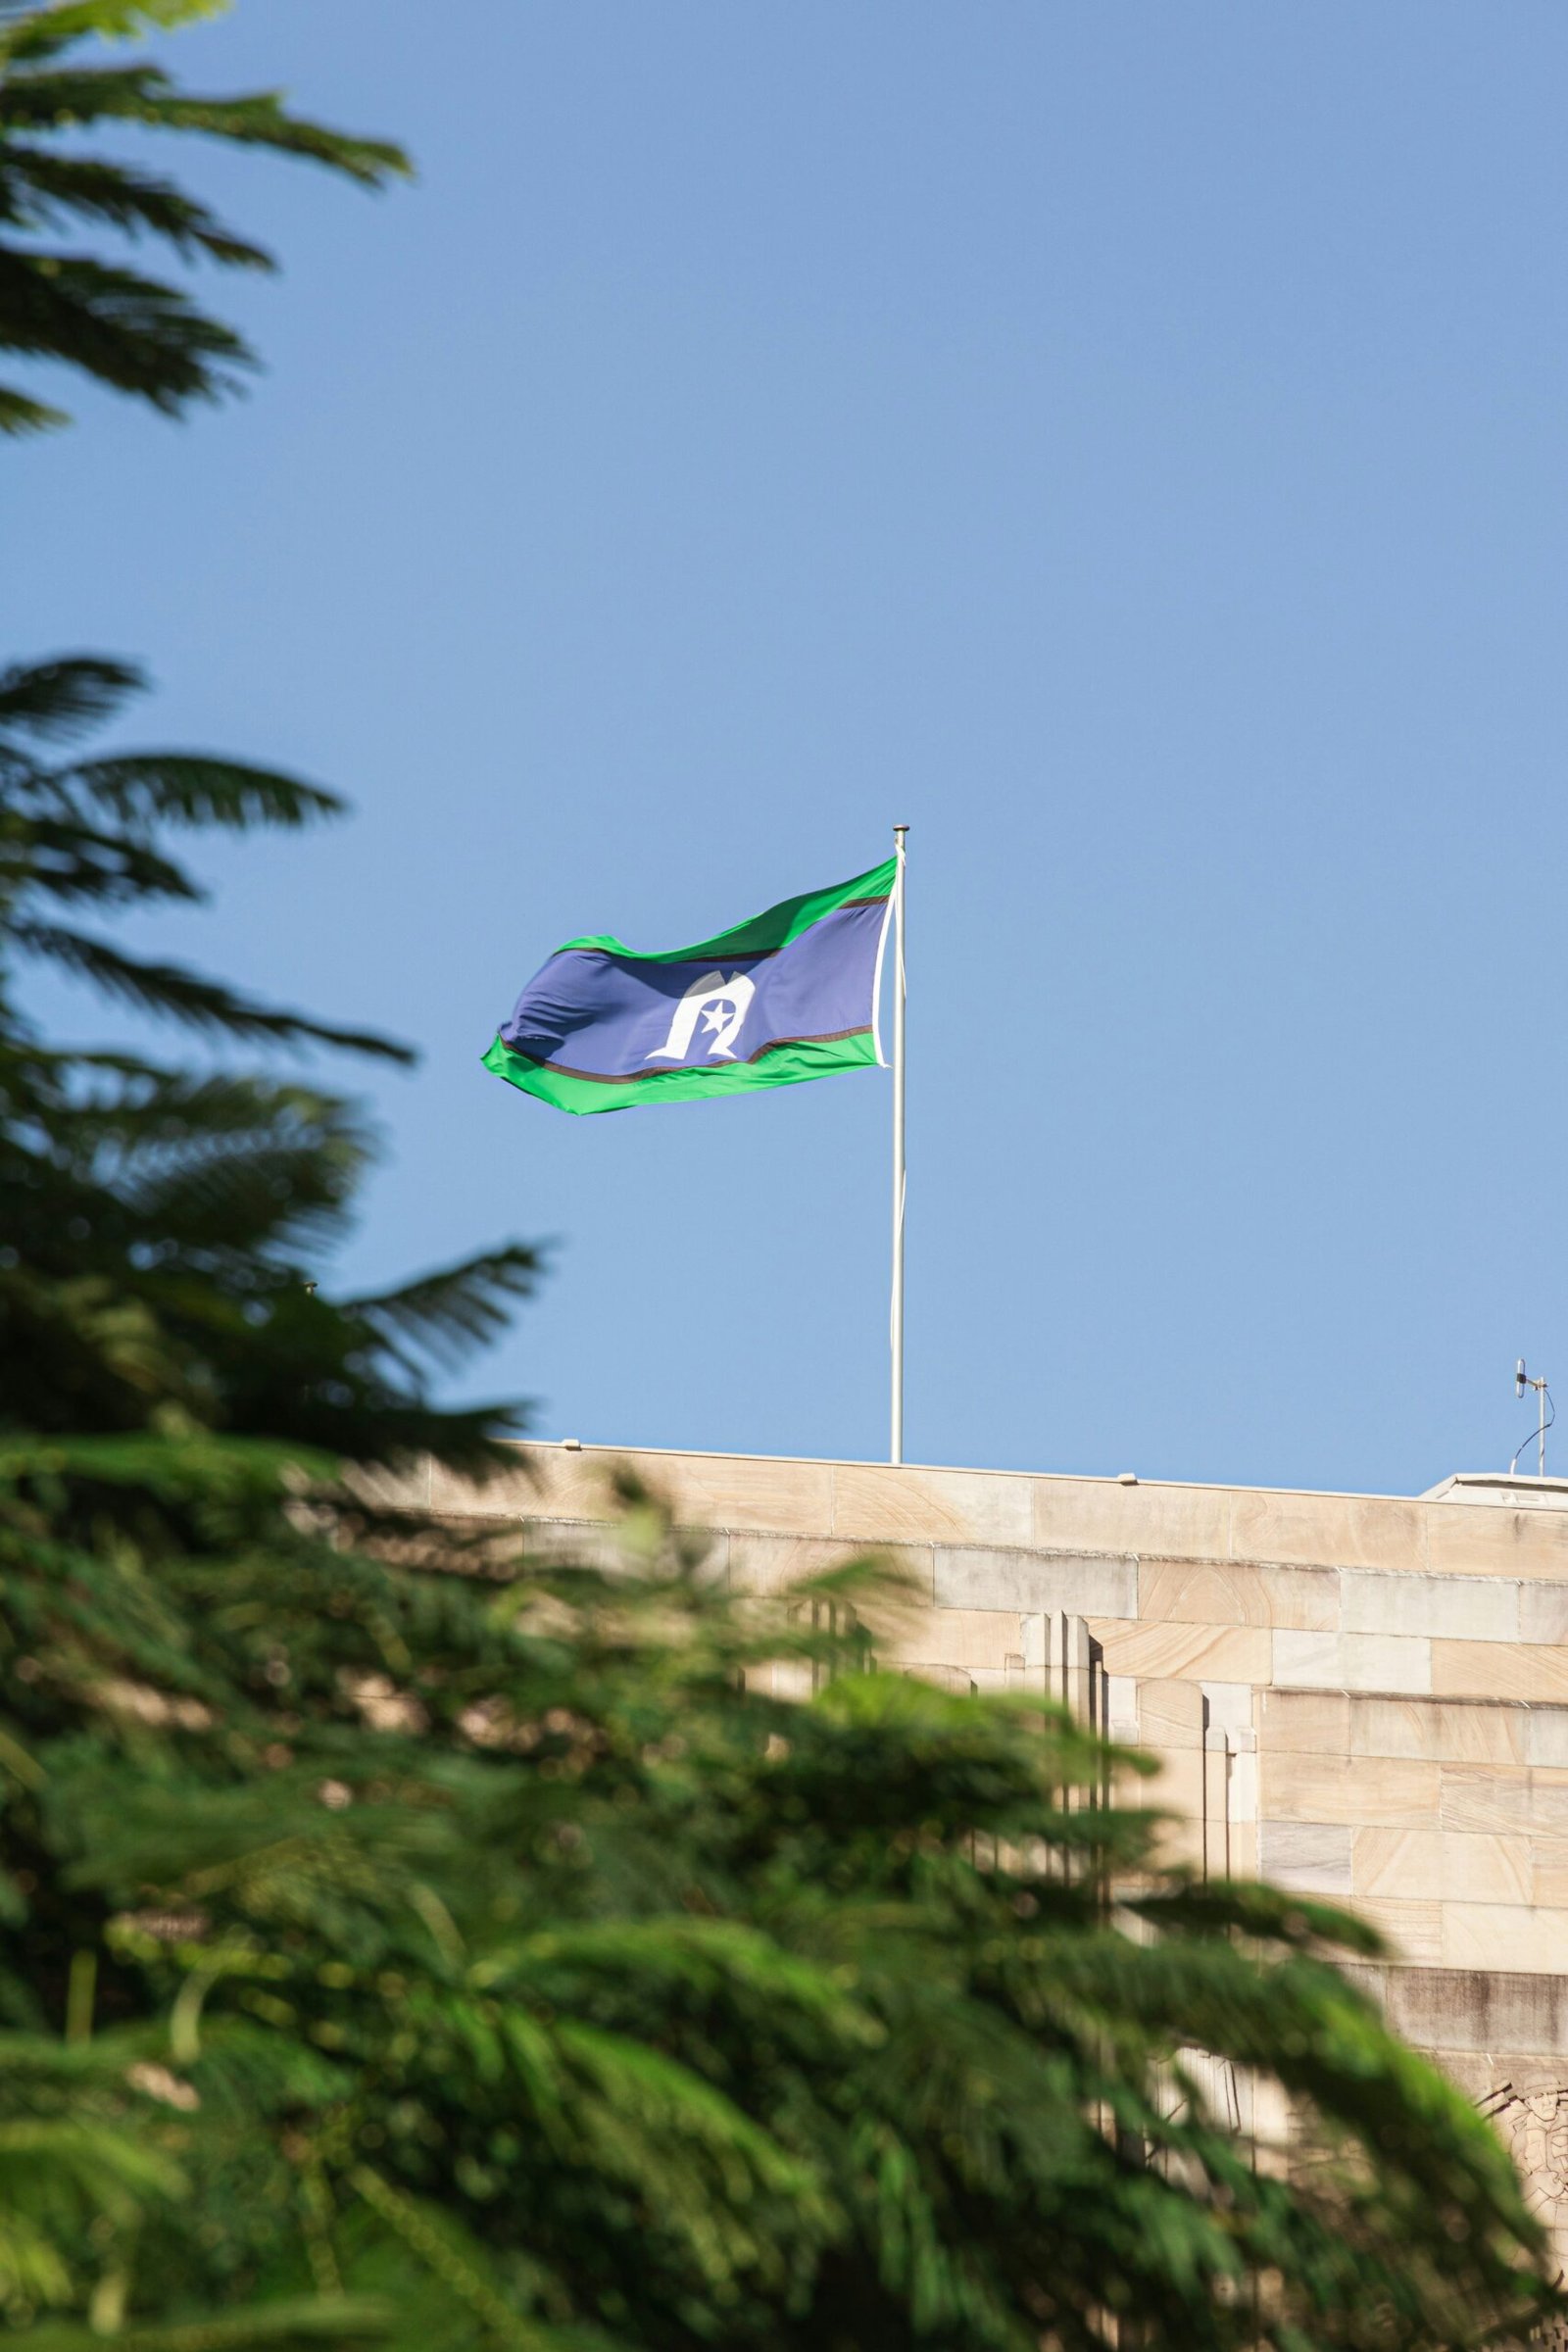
top-left (482, 1028), bottom-right (880, 1115)
top-left (553, 855), bottom-right (896, 963)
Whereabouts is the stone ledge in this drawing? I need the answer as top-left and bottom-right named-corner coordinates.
top-left (409, 1444), bottom-right (1568, 1587)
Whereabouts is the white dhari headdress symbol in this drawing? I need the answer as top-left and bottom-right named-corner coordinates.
top-left (645, 968), bottom-right (757, 1064)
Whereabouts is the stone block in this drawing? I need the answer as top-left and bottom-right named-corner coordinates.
top-left (880, 1606), bottom-right (1024, 1671)
top-left (728, 1533), bottom-right (933, 1596)
top-left (1272, 1630), bottom-right (1431, 1692)
top-left (1442, 1903), bottom-right (1563, 1974)
top-left (668, 1450), bottom-right (838, 1534)
top-left (1342, 1571), bottom-right (1519, 1642)
top-left (1139, 1558), bottom-right (1273, 1626)
top-left (1383, 1964), bottom-right (1568, 2052)
top-left (1142, 1748), bottom-right (1207, 1818)
top-left (1259, 1751), bottom-right (1438, 1827)
top-left (1230, 1490), bottom-right (1425, 1574)
top-left (1520, 1582), bottom-right (1568, 1645)
top-left (832, 1464), bottom-right (1029, 1546)
top-left (1258, 1688), bottom-right (1350, 1752)
top-left (1526, 1713), bottom-right (1568, 1768)
top-left (1354, 1827), bottom-right (1444, 1901)
top-left (1532, 1839), bottom-right (1568, 1908)
top-left (1441, 1832), bottom-right (1532, 1905)
top-left (1138, 1680), bottom-right (1205, 1749)
top-left (1272, 1630), bottom-right (1343, 1687)
top-left (1031, 1476), bottom-right (1233, 1561)
top-left (1134, 1559), bottom-right (1337, 1632)
top-left (1343, 1633), bottom-right (1432, 1693)
top-left (934, 1545), bottom-right (1135, 1618)
top-left (1352, 1898), bottom-right (1445, 1965)
top-left (1259, 1564), bottom-right (1344, 1630)
top-left (1348, 1695), bottom-right (1526, 1765)
top-left (1090, 1620), bottom-right (1271, 1683)
top-left (1427, 1501), bottom-right (1568, 1580)
top-left (1530, 1774), bottom-right (1568, 1837)
top-left (1259, 1820), bottom-right (1353, 1894)
top-left (513, 1446), bottom-right (831, 1535)
top-left (1433, 1642), bottom-right (1568, 1705)
top-left (1440, 1764), bottom-right (1533, 1835)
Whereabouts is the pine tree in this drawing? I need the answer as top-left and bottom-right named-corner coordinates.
top-left (0, 0), bottom-right (409, 434)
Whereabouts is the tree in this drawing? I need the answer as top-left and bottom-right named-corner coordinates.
top-left (0, 0), bottom-right (408, 435)
top-left (0, 643), bottom-right (540, 2344)
top-left (1, 652), bottom-right (1561, 2349)
top-left (0, 651), bottom-right (536, 1458)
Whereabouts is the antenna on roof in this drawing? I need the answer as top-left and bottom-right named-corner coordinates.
top-left (1511, 1360), bottom-right (1553, 1479)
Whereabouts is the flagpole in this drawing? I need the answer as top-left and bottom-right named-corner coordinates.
top-left (890, 825), bottom-right (908, 1464)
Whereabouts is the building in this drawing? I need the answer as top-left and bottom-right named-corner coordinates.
top-left (423, 1441), bottom-right (1568, 2252)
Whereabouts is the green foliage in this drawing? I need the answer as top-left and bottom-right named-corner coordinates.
top-left (0, 0), bottom-right (409, 430)
top-left (2, 1449), bottom-right (1563, 2352)
top-left (0, 620), bottom-right (549, 2341)
top-left (0, 654), bottom-right (539, 1459)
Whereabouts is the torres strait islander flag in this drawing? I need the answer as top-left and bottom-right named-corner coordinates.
top-left (482, 857), bottom-right (896, 1114)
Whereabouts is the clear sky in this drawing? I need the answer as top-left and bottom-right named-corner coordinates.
top-left (10, 1), bottom-right (1568, 1495)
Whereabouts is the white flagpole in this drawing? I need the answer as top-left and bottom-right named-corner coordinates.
top-left (890, 825), bottom-right (908, 1464)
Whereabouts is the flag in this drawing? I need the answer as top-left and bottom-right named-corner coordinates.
top-left (482, 856), bottom-right (896, 1114)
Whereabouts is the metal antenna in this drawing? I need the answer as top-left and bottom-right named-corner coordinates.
top-left (1511, 1359), bottom-right (1552, 1478)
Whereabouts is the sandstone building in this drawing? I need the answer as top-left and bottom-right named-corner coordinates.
top-left (425, 1442), bottom-right (1568, 2249)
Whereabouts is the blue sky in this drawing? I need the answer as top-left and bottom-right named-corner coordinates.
top-left (9, 1), bottom-right (1568, 1494)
